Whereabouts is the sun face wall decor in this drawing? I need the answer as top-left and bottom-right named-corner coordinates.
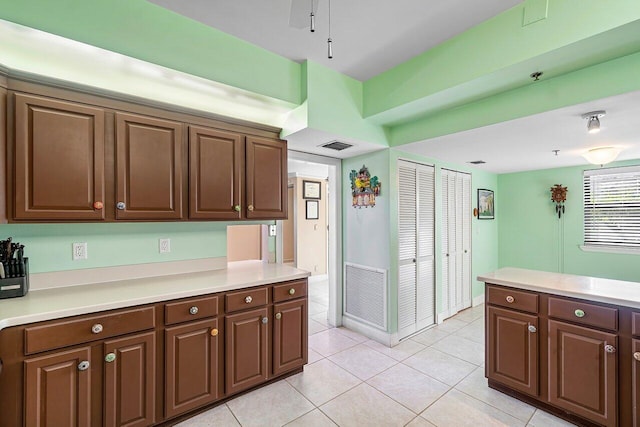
top-left (350, 165), bottom-right (381, 208)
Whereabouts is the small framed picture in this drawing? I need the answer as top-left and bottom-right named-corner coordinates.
top-left (305, 200), bottom-right (319, 220)
top-left (477, 189), bottom-right (495, 220)
top-left (303, 180), bottom-right (321, 200)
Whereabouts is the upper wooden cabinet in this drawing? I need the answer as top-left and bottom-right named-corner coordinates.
top-left (115, 112), bottom-right (184, 220)
top-left (13, 93), bottom-right (106, 220)
top-left (246, 136), bottom-right (287, 219)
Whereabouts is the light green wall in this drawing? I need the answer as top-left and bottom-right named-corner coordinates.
top-left (498, 160), bottom-right (640, 282)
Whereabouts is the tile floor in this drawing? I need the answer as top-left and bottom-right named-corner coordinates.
top-left (178, 280), bottom-right (575, 427)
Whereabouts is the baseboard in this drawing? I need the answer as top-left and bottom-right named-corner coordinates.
top-left (472, 293), bottom-right (485, 307)
top-left (342, 316), bottom-right (397, 346)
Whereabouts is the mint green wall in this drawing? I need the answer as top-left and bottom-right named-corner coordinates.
top-left (498, 160), bottom-right (640, 282)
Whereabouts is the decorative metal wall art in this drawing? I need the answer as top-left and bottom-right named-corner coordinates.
top-left (550, 184), bottom-right (568, 218)
top-left (350, 165), bottom-right (381, 208)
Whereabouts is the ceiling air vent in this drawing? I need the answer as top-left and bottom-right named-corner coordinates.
top-left (468, 160), bottom-right (486, 165)
top-left (321, 141), bottom-right (353, 151)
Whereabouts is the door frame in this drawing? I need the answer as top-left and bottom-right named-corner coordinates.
top-left (276, 150), bottom-right (342, 327)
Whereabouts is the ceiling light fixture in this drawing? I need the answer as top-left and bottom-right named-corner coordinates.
top-left (327, 0), bottom-right (333, 59)
top-left (582, 147), bottom-right (621, 166)
top-left (310, 0), bottom-right (315, 32)
top-left (581, 110), bottom-right (606, 134)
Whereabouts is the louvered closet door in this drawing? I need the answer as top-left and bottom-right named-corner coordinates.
top-left (461, 174), bottom-right (472, 308)
top-left (454, 173), bottom-right (465, 312)
top-left (447, 170), bottom-right (458, 316)
top-left (416, 165), bottom-right (435, 329)
top-left (441, 171), bottom-right (450, 316)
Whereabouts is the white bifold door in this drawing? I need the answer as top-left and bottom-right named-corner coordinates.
top-left (398, 160), bottom-right (435, 339)
top-left (441, 169), bottom-right (472, 320)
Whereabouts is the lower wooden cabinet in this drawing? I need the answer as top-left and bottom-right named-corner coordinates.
top-left (634, 338), bottom-right (640, 426)
top-left (273, 298), bottom-right (307, 376)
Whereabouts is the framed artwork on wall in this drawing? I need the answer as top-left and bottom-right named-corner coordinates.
top-left (303, 180), bottom-right (321, 199)
top-left (477, 189), bottom-right (495, 220)
top-left (305, 200), bottom-right (319, 220)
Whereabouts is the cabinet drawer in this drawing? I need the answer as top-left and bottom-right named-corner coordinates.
top-left (225, 287), bottom-right (268, 313)
top-left (165, 295), bottom-right (218, 325)
top-left (633, 312), bottom-right (640, 337)
top-left (273, 280), bottom-right (307, 303)
top-left (548, 297), bottom-right (617, 332)
top-left (487, 285), bottom-right (538, 314)
top-left (24, 307), bottom-right (155, 355)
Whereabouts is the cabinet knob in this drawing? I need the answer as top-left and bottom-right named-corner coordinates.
top-left (78, 360), bottom-right (90, 371)
top-left (275, 312), bottom-right (282, 320)
top-left (93, 201), bottom-right (104, 210)
top-left (574, 309), bottom-right (586, 318)
top-left (245, 296), bottom-right (253, 304)
top-left (505, 296), bottom-right (515, 304)
top-left (634, 352), bottom-right (640, 361)
top-left (248, 205), bottom-right (255, 211)
top-left (189, 306), bottom-right (199, 315)
top-left (234, 205), bottom-right (241, 212)
top-left (104, 353), bottom-right (116, 363)
top-left (464, 250), bottom-right (468, 253)
top-left (604, 344), bottom-right (616, 354)
top-left (528, 324), bottom-right (537, 333)
top-left (210, 328), bottom-right (218, 337)
top-left (288, 288), bottom-right (296, 295)
top-left (91, 323), bottom-right (104, 334)
top-left (262, 317), bottom-right (268, 324)
top-left (116, 202), bottom-right (126, 210)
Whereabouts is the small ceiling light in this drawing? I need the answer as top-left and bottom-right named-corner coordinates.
top-left (581, 110), bottom-right (606, 134)
top-left (582, 147), bottom-right (621, 166)
top-left (310, 0), bottom-right (315, 32)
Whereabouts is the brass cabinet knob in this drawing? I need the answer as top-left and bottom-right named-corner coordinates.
top-left (574, 309), bottom-right (586, 318)
top-left (116, 202), bottom-right (126, 210)
top-left (262, 317), bottom-right (268, 324)
top-left (91, 324), bottom-right (104, 334)
top-left (634, 352), bottom-right (640, 361)
top-left (288, 288), bottom-right (296, 295)
top-left (78, 361), bottom-right (90, 371)
top-left (275, 312), bottom-right (282, 320)
top-left (505, 296), bottom-right (515, 304)
top-left (189, 306), bottom-right (199, 315)
top-left (105, 353), bottom-right (116, 363)
top-left (604, 344), bottom-right (616, 354)
top-left (528, 325), bottom-right (537, 333)
top-left (234, 205), bottom-right (241, 212)
top-left (93, 201), bottom-right (104, 210)
top-left (248, 205), bottom-right (255, 211)
top-left (245, 296), bottom-right (253, 304)
top-left (210, 328), bottom-right (218, 337)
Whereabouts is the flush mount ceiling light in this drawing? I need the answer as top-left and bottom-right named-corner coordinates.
top-left (582, 147), bottom-right (621, 166)
top-left (581, 110), bottom-right (606, 134)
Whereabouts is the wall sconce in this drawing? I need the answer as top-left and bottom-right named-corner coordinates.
top-left (581, 110), bottom-right (606, 134)
top-left (582, 146), bottom-right (621, 166)
top-left (550, 184), bottom-right (568, 219)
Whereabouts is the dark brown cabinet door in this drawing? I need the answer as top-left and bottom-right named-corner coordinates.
top-left (633, 338), bottom-right (640, 427)
top-left (104, 332), bottom-right (155, 427)
top-left (24, 347), bottom-right (92, 427)
top-left (273, 298), bottom-right (307, 376)
top-left (165, 318), bottom-right (221, 418)
top-left (189, 126), bottom-right (243, 219)
top-left (225, 307), bottom-right (269, 395)
top-left (245, 136), bottom-right (287, 219)
top-left (115, 112), bottom-right (184, 220)
top-left (548, 320), bottom-right (617, 427)
top-left (486, 306), bottom-right (538, 396)
top-left (14, 93), bottom-right (105, 220)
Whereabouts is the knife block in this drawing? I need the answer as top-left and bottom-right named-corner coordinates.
top-left (0, 258), bottom-right (29, 299)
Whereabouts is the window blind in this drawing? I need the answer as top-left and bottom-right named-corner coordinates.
top-left (583, 165), bottom-right (640, 249)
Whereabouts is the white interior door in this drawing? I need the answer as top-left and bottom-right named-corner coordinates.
top-left (462, 174), bottom-right (472, 308)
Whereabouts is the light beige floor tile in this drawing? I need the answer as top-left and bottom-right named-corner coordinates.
top-left (226, 380), bottom-right (313, 427)
top-left (309, 319), bottom-right (329, 335)
top-left (431, 335), bottom-right (485, 366)
top-left (527, 409), bottom-right (576, 427)
top-left (421, 389), bottom-right (525, 427)
top-left (311, 312), bottom-right (333, 327)
top-left (307, 348), bottom-right (324, 364)
top-left (328, 344), bottom-right (397, 380)
top-left (404, 348), bottom-right (476, 386)
top-left (409, 327), bottom-right (450, 347)
top-left (175, 404), bottom-right (239, 427)
top-left (333, 326), bottom-right (368, 343)
top-left (455, 367), bottom-right (535, 422)
top-left (321, 383), bottom-right (415, 427)
top-left (453, 317), bottom-right (485, 344)
top-left (453, 305), bottom-right (485, 323)
top-left (308, 328), bottom-right (359, 356)
top-left (433, 318), bottom-right (467, 333)
top-left (286, 359), bottom-right (361, 406)
top-left (285, 409), bottom-right (337, 427)
top-left (363, 338), bottom-right (426, 361)
top-left (405, 416), bottom-right (437, 426)
top-left (308, 301), bottom-right (328, 316)
top-left (367, 364), bottom-right (450, 413)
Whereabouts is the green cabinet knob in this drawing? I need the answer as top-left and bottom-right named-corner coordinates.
top-left (105, 353), bottom-right (116, 363)
top-left (574, 309), bottom-right (585, 318)
top-left (234, 205), bottom-right (241, 212)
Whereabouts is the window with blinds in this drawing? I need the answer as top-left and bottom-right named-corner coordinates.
top-left (583, 165), bottom-right (640, 250)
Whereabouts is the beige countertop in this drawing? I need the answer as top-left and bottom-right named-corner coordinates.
top-left (478, 267), bottom-right (640, 309)
top-left (0, 261), bottom-right (310, 331)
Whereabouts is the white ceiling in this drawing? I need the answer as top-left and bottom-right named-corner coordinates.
top-left (148, 0), bottom-right (522, 81)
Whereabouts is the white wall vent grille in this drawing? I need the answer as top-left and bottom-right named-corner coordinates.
top-left (344, 263), bottom-right (387, 331)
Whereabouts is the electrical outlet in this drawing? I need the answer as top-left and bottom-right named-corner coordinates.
top-left (72, 242), bottom-right (88, 260)
top-left (159, 238), bottom-right (171, 254)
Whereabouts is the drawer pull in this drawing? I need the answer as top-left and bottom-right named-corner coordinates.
top-left (245, 296), bottom-right (253, 304)
top-left (78, 361), bottom-right (90, 371)
top-left (105, 353), bottom-right (116, 363)
top-left (189, 306), bottom-right (199, 315)
top-left (234, 205), bottom-right (241, 212)
top-left (275, 312), bottom-right (282, 320)
top-left (634, 352), bottom-right (640, 361)
top-left (528, 324), bottom-right (537, 333)
top-left (505, 296), bottom-right (515, 304)
top-left (248, 205), bottom-right (255, 212)
top-left (604, 344), bottom-right (616, 354)
top-left (210, 328), bottom-right (218, 337)
top-left (116, 201), bottom-right (126, 210)
top-left (574, 309), bottom-right (586, 318)
top-left (289, 288), bottom-right (296, 296)
top-left (262, 317), bottom-right (268, 324)
top-left (91, 324), bottom-right (104, 334)
top-left (93, 201), bottom-right (104, 210)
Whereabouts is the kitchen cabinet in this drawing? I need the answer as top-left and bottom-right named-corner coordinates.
top-left (12, 93), bottom-right (106, 221)
top-left (273, 298), bottom-right (307, 376)
top-left (633, 338), bottom-right (640, 426)
top-left (245, 136), bottom-right (287, 219)
top-left (0, 85), bottom-right (7, 223)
